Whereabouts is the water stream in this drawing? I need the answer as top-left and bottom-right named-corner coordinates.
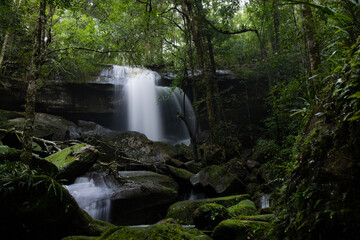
top-left (65, 173), bottom-right (112, 222)
top-left (260, 194), bottom-right (271, 209)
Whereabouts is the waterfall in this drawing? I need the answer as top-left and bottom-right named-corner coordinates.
top-left (260, 194), bottom-right (271, 209)
top-left (65, 173), bottom-right (112, 222)
top-left (99, 65), bottom-right (196, 145)
top-left (125, 68), bottom-right (163, 141)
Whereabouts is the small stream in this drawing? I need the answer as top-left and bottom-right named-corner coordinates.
top-left (65, 173), bottom-right (112, 222)
top-left (65, 173), bottom-right (209, 225)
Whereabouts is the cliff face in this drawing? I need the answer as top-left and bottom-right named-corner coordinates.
top-left (0, 71), bottom-right (268, 141)
top-left (0, 77), bottom-right (125, 127)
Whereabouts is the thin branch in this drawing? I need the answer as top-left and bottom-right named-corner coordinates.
top-left (193, 1), bottom-right (258, 35)
top-left (48, 47), bottom-right (134, 55)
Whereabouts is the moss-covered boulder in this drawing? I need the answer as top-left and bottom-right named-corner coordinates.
top-left (184, 160), bottom-right (202, 173)
top-left (190, 165), bottom-right (245, 194)
top-left (0, 164), bottom-right (113, 240)
top-left (0, 145), bottom-right (21, 162)
top-left (167, 165), bottom-right (195, 184)
top-left (227, 199), bottom-right (257, 217)
top-left (212, 219), bottom-right (270, 240)
top-left (166, 194), bottom-right (249, 224)
top-left (98, 218), bottom-right (211, 240)
top-left (192, 203), bottom-right (231, 230)
top-left (46, 143), bottom-right (99, 182)
top-left (4, 112), bottom-right (81, 141)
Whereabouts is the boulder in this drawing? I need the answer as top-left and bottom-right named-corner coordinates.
top-left (97, 218), bottom-right (211, 240)
top-left (5, 113), bottom-right (80, 141)
top-left (0, 145), bottom-right (21, 162)
top-left (46, 143), bottom-right (99, 182)
top-left (111, 131), bottom-right (190, 165)
top-left (212, 219), bottom-right (270, 240)
top-left (0, 145), bottom-right (58, 175)
top-left (183, 160), bottom-right (202, 173)
top-left (167, 165), bottom-right (195, 185)
top-left (111, 171), bottom-right (178, 202)
top-left (107, 171), bottom-right (179, 225)
top-left (77, 120), bottom-right (118, 139)
top-left (166, 194), bottom-right (249, 224)
top-left (227, 199), bottom-right (257, 217)
top-left (192, 203), bottom-right (231, 230)
top-left (190, 165), bottom-right (245, 194)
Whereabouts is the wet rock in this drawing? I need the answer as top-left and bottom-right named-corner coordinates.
top-left (190, 165), bottom-right (245, 195)
top-left (212, 219), bottom-right (270, 240)
top-left (166, 194), bottom-right (249, 224)
top-left (46, 143), bottom-right (99, 182)
top-left (105, 170), bottom-right (179, 225)
top-left (192, 203), bottom-right (231, 230)
top-left (110, 171), bottom-right (178, 202)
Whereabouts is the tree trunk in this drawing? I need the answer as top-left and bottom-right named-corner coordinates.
top-left (0, 0), bottom-right (23, 70)
top-left (181, 0), bottom-right (217, 140)
top-left (273, 0), bottom-right (280, 53)
top-left (301, 1), bottom-right (320, 75)
top-left (21, 0), bottom-right (47, 166)
top-left (0, 32), bottom-right (9, 70)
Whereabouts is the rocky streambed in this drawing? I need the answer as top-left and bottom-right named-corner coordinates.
top-left (0, 110), bottom-right (274, 240)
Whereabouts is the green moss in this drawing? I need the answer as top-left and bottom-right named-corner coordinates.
top-left (166, 194), bottom-right (249, 224)
top-left (212, 219), bottom-right (270, 240)
top-left (193, 203), bottom-right (231, 230)
top-left (235, 214), bottom-right (274, 222)
top-left (61, 236), bottom-right (98, 240)
top-left (227, 199), bottom-right (257, 217)
top-left (100, 226), bottom-right (146, 240)
top-left (99, 219), bottom-right (210, 240)
top-left (45, 143), bottom-right (88, 169)
top-left (0, 145), bottom-right (21, 162)
top-left (168, 165), bottom-right (195, 182)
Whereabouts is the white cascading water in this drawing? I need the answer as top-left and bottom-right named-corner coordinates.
top-left (260, 194), bottom-right (271, 209)
top-left (99, 65), bottom-right (195, 144)
top-left (65, 173), bottom-right (112, 222)
top-left (125, 68), bottom-right (163, 141)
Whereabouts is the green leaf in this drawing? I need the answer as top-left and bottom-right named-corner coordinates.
top-left (349, 92), bottom-right (360, 99)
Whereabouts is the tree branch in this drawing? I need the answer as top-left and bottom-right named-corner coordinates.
top-left (193, 0), bottom-right (258, 35)
top-left (48, 47), bottom-right (134, 55)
